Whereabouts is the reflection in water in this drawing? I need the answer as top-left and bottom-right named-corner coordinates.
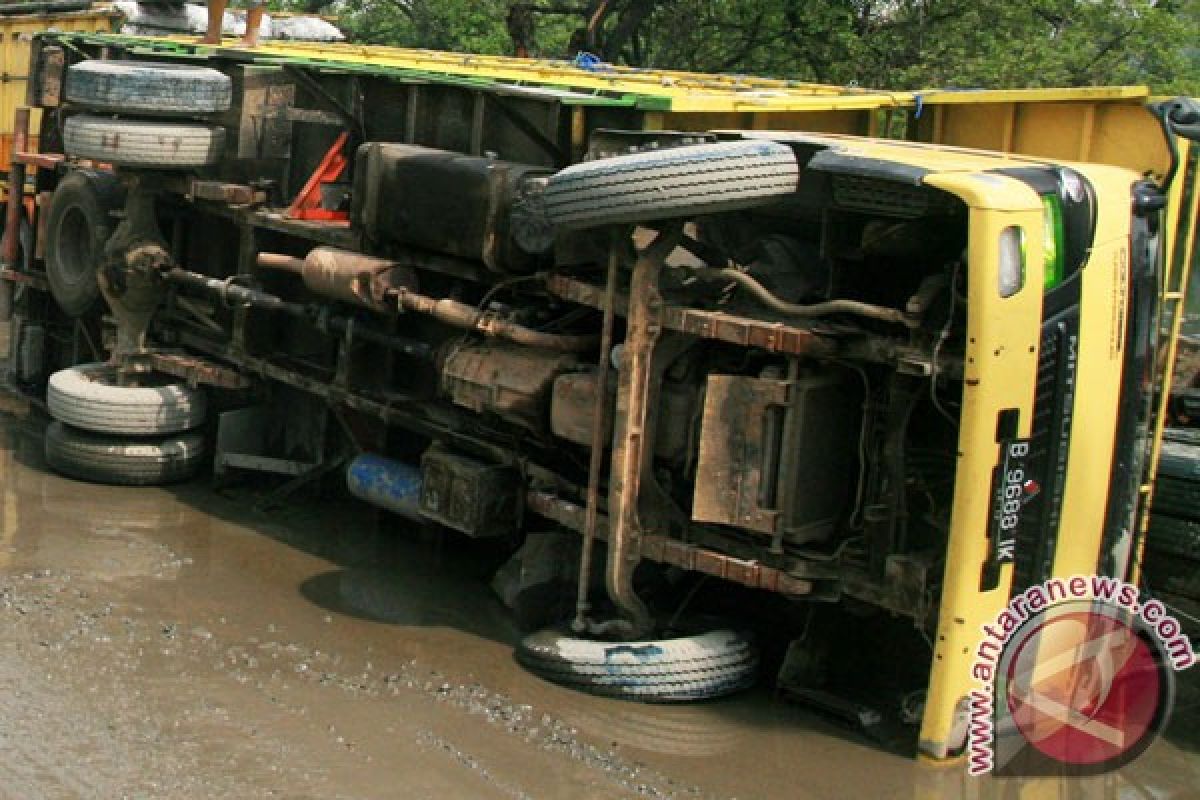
top-left (911, 763), bottom-right (1200, 800)
top-left (300, 566), bottom-right (516, 644)
top-left (560, 702), bottom-right (744, 758)
top-left (0, 411), bottom-right (1193, 798)
top-left (0, 421), bottom-right (193, 580)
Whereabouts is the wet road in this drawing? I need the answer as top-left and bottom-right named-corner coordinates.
top-left (0, 405), bottom-right (1196, 799)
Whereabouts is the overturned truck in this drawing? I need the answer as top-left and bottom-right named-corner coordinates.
top-left (4, 32), bottom-right (1195, 760)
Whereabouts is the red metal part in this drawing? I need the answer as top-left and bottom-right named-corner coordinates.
top-left (0, 267), bottom-right (46, 290)
top-left (0, 107), bottom-right (30, 321)
top-left (285, 131), bottom-right (350, 222)
top-left (15, 151), bottom-right (63, 170)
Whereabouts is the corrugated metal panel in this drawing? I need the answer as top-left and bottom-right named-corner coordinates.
top-left (923, 99), bottom-right (1169, 177)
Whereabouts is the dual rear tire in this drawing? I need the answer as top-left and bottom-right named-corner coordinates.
top-left (43, 363), bottom-right (207, 486)
top-left (47, 63), bottom-right (224, 483)
top-left (44, 421), bottom-right (205, 486)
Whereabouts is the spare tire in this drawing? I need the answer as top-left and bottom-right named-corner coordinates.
top-left (44, 169), bottom-right (124, 318)
top-left (65, 60), bottom-right (232, 115)
top-left (64, 115), bottom-right (226, 169)
top-left (48, 363), bottom-right (207, 436)
top-left (44, 421), bottom-right (205, 486)
top-left (543, 140), bottom-right (800, 230)
top-left (516, 628), bottom-right (758, 702)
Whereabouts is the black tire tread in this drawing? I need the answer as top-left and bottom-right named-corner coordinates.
top-left (44, 170), bottom-right (123, 318)
top-left (516, 628), bottom-right (757, 703)
top-left (1152, 476), bottom-right (1200, 520)
top-left (1158, 438), bottom-right (1200, 481)
top-left (44, 421), bottom-right (204, 486)
top-left (536, 671), bottom-right (756, 702)
top-left (1143, 550), bottom-right (1200, 601)
top-left (1146, 514), bottom-right (1200, 560)
top-left (65, 60), bottom-right (232, 115)
top-left (64, 115), bottom-right (225, 169)
top-left (517, 649), bottom-right (752, 678)
top-left (544, 140), bottom-right (799, 229)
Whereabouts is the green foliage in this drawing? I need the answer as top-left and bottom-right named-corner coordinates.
top-left (297, 0), bottom-right (1200, 93)
top-left (643, 0), bottom-right (1200, 93)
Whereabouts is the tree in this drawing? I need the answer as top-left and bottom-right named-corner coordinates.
top-left (640, 0), bottom-right (1200, 93)
top-left (312, 0), bottom-right (1200, 93)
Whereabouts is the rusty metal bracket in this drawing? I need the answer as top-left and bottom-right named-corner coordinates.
top-left (599, 224), bottom-right (682, 639)
top-left (527, 490), bottom-right (814, 597)
top-left (14, 152), bottom-right (64, 170)
top-left (573, 231), bottom-right (624, 632)
top-left (545, 274), bottom-right (836, 358)
top-left (100, 185), bottom-right (173, 383)
top-left (111, 350), bottom-right (252, 390)
top-left (148, 352), bottom-right (252, 390)
top-left (692, 374), bottom-right (791, 535)
top-left (190, 180), bottom-right (268, 207)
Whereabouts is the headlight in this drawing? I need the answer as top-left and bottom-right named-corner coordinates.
top-left (999, 225), bottom-right (1026, 298)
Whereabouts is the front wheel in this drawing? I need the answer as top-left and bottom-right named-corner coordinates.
top-left (516, 628), bottom-right (758, 702)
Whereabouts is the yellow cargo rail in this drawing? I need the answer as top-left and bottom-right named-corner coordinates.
top-left (134, 34), bottom-right (1168, 177)
top-left (0, 5), bottom-right (1164, 179)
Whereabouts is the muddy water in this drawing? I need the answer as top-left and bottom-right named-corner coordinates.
top-left (0, 407), bottom-right (1195, 799)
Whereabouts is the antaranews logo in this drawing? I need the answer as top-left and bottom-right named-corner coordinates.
top-left (966, 575), bottom-right (1194, 776)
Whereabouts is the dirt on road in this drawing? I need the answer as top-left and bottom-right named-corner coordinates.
top-left (0, 406), bottom-right (1195, 799)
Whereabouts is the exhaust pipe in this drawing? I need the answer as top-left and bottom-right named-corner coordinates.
top-left (258, 247), bottom-right (598, 352)
top-left (257, 247), bottom-right (412, 312)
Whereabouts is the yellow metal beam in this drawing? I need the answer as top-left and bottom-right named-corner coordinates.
top-left (162, 35), bottom-right (1151, 119)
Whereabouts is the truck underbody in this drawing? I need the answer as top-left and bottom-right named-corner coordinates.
top-left (2, 31), bottom-right (1186, 759)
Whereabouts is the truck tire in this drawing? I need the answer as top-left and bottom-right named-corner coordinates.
top-left (44, 421), bottom-right (205, 486)
top-left (48, 363), bottom-right (207, 435)
top-left (1152, 476), bottom-right (1200, 521)
top-left (516, 628), bottom-right (758, 702)
top-left (1164, 427), bottom-right (1200, 447)
top-left (64, 115), bottom-right (226, 169)
top-left (543, 140), bottom-right (800, 229)
top-left (65, 60), bottom-right (232, 115)
top-left (1143, 550), bottom-right (1200, 601)
top-left (1146, 515), bottom-right (1200, 561)
top-left (1158, 437), bottom-right (1200, 481)
top-left (44, 169), bottom-right (124, 318)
